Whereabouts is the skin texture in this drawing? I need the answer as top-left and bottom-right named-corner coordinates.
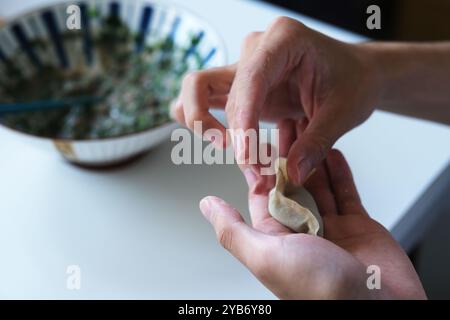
top-left (172, 16), bottom-right (450, 184)
top-left (199, 142), bottom-right (426, 299)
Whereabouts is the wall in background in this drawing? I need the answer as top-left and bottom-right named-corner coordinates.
top-left (263, 0), bottom-right (450, 40)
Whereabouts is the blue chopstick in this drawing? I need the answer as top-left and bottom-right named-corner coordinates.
top-left (0, 96), bottom-right (105, 115)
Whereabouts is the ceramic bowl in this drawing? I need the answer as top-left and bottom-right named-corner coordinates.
top-left (0, 0), bottom-right (226, 166)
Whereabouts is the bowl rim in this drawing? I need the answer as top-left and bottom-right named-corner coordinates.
top-left (0, 0), bottom-right (228, 142)
top-left (0, 118), bottom-right (180, 143)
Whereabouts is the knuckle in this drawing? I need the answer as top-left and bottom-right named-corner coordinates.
top-left (240, 46), bottom-right (274, 90)
top-left (182, 71), bottom-right (204, 88)
top-left (269, 17), bottom-right (307, 41)
top-left (242, 31), bottom-right (262, 49)
top-left (270, 16), bottom-right (295, 30)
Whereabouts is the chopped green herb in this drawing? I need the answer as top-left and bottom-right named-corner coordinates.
top-left (0, 13), bottom-right (204, 139)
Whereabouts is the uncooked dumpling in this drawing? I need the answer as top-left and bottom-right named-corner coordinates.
top-left (268, 158), bottom-right (323, 236)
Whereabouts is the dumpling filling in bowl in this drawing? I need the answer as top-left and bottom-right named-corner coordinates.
top-left (0, 0), bottom-right (225, 165)
top-left (0, 8), bottom-right (206, 139)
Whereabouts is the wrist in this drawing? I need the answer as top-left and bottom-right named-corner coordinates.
top-left (355, 42), bottom-right (433, 111)
top-left (354, 42), bottom-right (395, 109)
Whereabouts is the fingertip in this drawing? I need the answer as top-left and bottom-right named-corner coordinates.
top-left (203, 195), bottom-right (224, 207)
top-left (202, 196), bottom-right (239, 217)
top-left (200, 195), bottom-right (234, 223)
top-left (199, 197), bottom-right (211, 220)
top-left (169, 98), bottom-right (185, 124)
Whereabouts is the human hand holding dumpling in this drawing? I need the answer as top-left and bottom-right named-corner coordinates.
top-left (199, 135), bottom-right (426, 299)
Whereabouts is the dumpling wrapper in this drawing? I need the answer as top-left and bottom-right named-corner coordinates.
top-left (268, 158), bottom-right (323, 236)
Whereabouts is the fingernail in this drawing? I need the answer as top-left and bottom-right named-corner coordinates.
top-left (297, 159), bottom-right (313, 185)
top-left (305, 168), bottom-right (317, 182)
top-left (243, 168), bottom-right (257, 187)
top-left (199, 198), bottom-right (211, 221)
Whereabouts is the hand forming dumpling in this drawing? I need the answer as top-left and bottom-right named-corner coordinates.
top-left (268, 158), bottom-right (323, 236)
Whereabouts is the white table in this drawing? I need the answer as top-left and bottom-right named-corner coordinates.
top-left (1, 0), bottom-right (449, 299)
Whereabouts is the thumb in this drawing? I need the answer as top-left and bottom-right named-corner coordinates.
top-left (287, 114), bottom-right (344, 185)
top-left (199, 196), bottom-right (268, 271)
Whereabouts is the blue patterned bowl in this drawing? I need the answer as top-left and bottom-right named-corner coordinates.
top-left (0, 0), bottom-right (226, 166)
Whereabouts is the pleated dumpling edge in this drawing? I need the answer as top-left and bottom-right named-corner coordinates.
top-left (268, 158), bottom-right (323, 236)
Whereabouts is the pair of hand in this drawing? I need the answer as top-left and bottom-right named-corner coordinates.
top-left (173, 17), bottom-right (426, 299)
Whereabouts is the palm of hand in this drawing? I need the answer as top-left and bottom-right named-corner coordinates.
top-left (247, 180), bottom-right (386, 300)
top-left (201, 150), bottom-right (426, 299)
top-left (254, 206), bottom-right (403, 299)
